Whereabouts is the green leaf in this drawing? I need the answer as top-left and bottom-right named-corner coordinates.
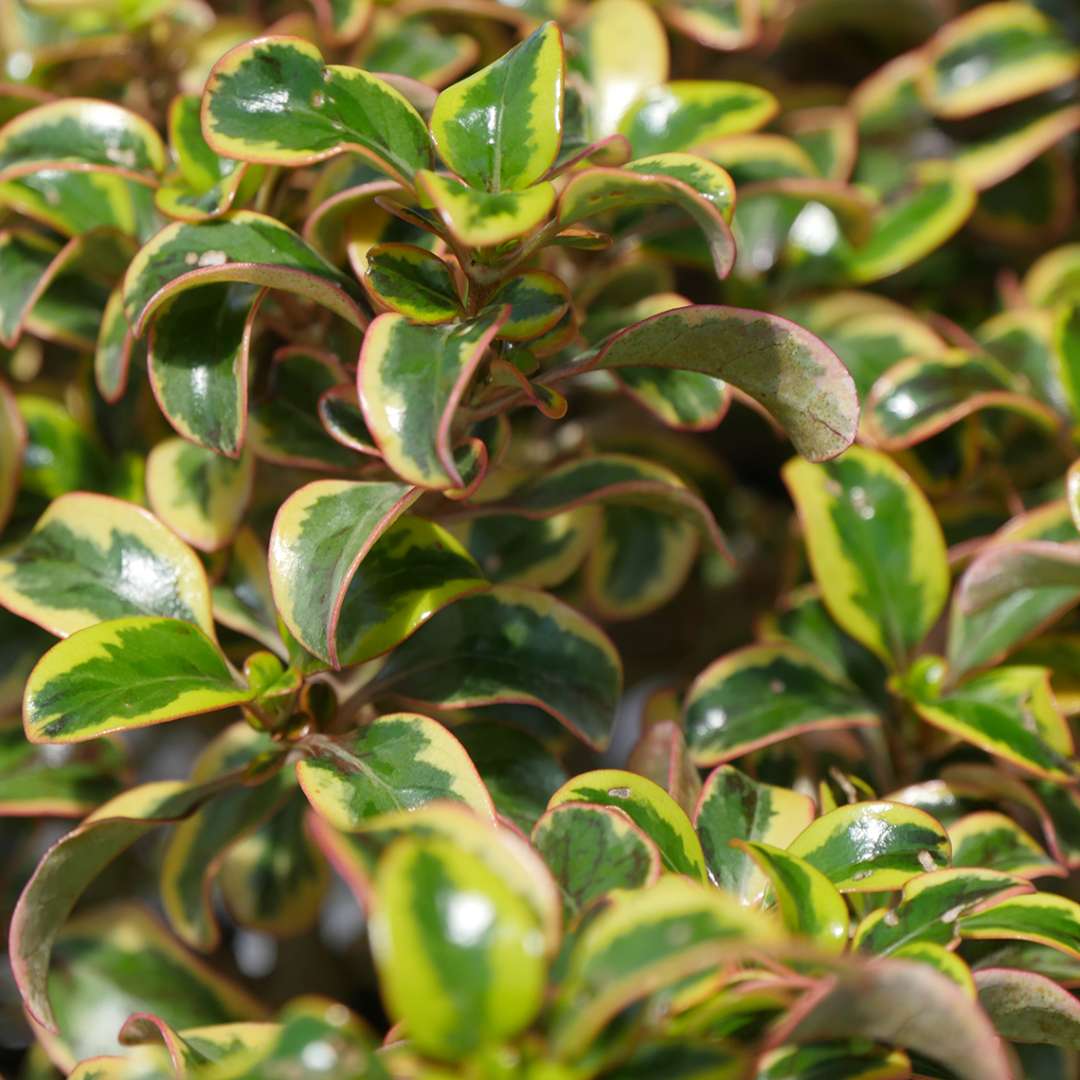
top-left (297, 712), bottom-right (494, 830)
top-left (219, 791), bottom-right (330, 937)
top-left (488, 270), bottom-right (570, 342)
top-left (1028, 245), bottom-right (1080, 307)
top-left (846, 162), bottom-right (975, 284)
top-left (362, 243), bottom-right (461, 323)
top-left (17, 395), bottom-right (109, 499)
top-left (41, 905), bottom-right (264, 1070)
top-left (0, 721), bottom-right (123, 817)
top-left (977, 307), bottom-right (1065, 412)
top-left (156, 95), bottom-right (254, 222)
top-left (907, 662), bottom-right (1075, 782)
top-left (663, 0), bottom-right (760, 50)
top-left (430, 21), bottom-right (564, 191)
top-left (562, 304), bottom-right (858, 463)
top-left (211, 528), bottom-right (283, 656)
top-left (0, 97), bottom-right (166, 180)
top-left (94, 286), bottom-right (140, 404)
top-left (960, 893), bottom-right (1080, 960)
top-left (619, 81), bottom-right (777, 157)
top-left (0, 381), bottom-right (21, 532)
top-left (586, 503), bottom-right (699, 620)
top-left (0, 491), bottom-right (215, 639)
top-left (370, 834), bottom-right (547, 1061)
top-left (24, 616), bottom-right (254, 743)
top-left (949, 811), bottom-right (1063, 879)
top-left (468, 452), bottom-right (730, 558)
top-left (358, 312), bottom-right (503, 490)
top-left (267, 477), bottom-right (416, 662)
top-left (784, 105), bottom-right (857, 182)
top-left (920, 2), bottom-right (1079, 119)
top-left (9, 772), bottom-right (263, 1033)
top-left (364, 14), bottom-right (477, 89)
top-left (865, 350), bottom-right (1056, 450)
top-left (318, 384), bottom-right (381, 458)
top-left (532, 802), bottom-right (661, 920)
top-left (160, 725), bottom-right (294, 950)
top-left (783, 445), bottom-right (949, 668)
top-left (976, 967), bottom-right (1080, 1048)
top-left (757, 1042), bottom-right (910, 1080)
top-left (550, 876), bottom-right (781, 1058)
top-left (372, 586), bottom-right (622, 749)
top-left (0, 230), bottom-right (61, 347)
top-left (735, 841), bottom-right (848, 952)
top-left (770, 958), bottom-right (1011, 1080)
top-left (578, 0), bottom-right (669, 137)
top-left (454, 720), bottom-right (568, 833)
top-left (547, 768), bottom-right (708, 880)
top-left (416, 170), bottom-right (556, 248)
top-left (853, 868), bottom-right (1031, 956)
top-left (948, 501), bottom-right (1080, 678)
top-left (203, 36), bottom-right (431, 186)
top-left (559, 154), bottom-right (736, 279)
top-left (693, 764), bottom-right (814, 904)
top-left (684, 642), bottom-right (878, 764)
top-left (788, 801), bottom-right (951, 892)
top-left (145, 438), bottom-right (254, 553)
top-left (250, 348), bottom-right (360, 472)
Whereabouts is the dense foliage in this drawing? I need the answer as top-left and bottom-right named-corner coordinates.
top-left (1, 0), bottom-right (1080, 1076)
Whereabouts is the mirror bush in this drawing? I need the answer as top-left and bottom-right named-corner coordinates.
top-left (1, 0), bottom-right (1080, 1077)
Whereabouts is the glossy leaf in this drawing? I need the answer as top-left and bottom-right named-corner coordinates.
top-left (960, 893), bottom-right (1080, 959)
top-left (684, 642), bottom-right (878, 765)
top-left (297, 712), bottom-right (494, 831)
top-left (372, 584), bottom-right (621, 749)
top-left (550, 876), bottom-right (781, 1058)
top-left (619, 81), bottom-right (777, 157)
top-left (908, 661), bottom-right (1075, 782)
top-left (370, 834), bottom-right (547, 1061)
top-left (24, 616), bottom-right (253, 743)
top-left (0, 98), bottom-right (166, 180)
top-left (853, 868), bottom-right (1031, 955)
top-left (735, 840), bottom-right (848, 952)
top-left (757, 1042), bottom-right (910, 1080)
top-left (417, 170), bottom-right (557, 247)
top-left (948, 501), bottom-right (1080, 678)
top-left (488, 271), bottom-right (569, 342)
top-left (124, 211), bottom-right (365, 336)
top-left (203, 36), bottom-right (431, 187)
top-left (268, 477), bottom-right (416, 662)
top-left (693, 764), bottom-right (814, 904)
top-left (547, 768), bottom-right (708, 880)
top-left (430, 21), bottom-right (564, 191)
top-left (920, 2), bottom-right (1079, 119)
top-left (145, 439), bottom-right (254, 553)
top-left (578, 0), bottom-right (668, 137)
top-left (532, 802), bottom-right (661, 919)
top-left (362, 243), bottom-right (460, 323)
top-left (846, 162), bottom-right (975, 284)
top-left (560, 154), bottom-right (736, 279)
top-left (865, 351), bottom-right (1056, 450)
top-left (950, 811), bottom-right (1063, 879)
top-left (358, 312), bottom-right (503, 490)
top-left (788, 801), bottom-right (951, 892)
top-left (0, 492), bottom-right (215, 639)
top-left (783, 446), bottom-right (948, 668)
